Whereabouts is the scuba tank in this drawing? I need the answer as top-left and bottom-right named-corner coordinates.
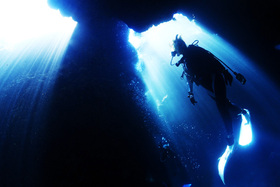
top-left (170, 39), bottom-right (246, 85)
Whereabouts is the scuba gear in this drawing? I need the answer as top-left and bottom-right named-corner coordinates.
top-left (223, 69), bottom-right (233, 86)
top-left (170, 35), bottom-right (184, 66)
top-left (212, 55), bottom-right (247, 85)
top-left (235, 72), bottom-right (246, 85)
top-left (171, 51), bottom-right (177, 57)
top-left (170, 56), bottom-right (175, 66)
top-left (170, 35), bottom-right (251, 184)
top-left (170, 35), bottom-right (247, 85)
top-left (191, 40), bottom-right (199, 46)
top-left (172, 34), bottom-right (187, 55)
top-left (171, 37), bottom-right (198, 57)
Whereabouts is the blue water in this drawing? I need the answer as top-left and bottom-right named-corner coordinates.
top-left (0, 1), bottom-right (77, 185)
top-left (129, 13), bottom-right (280, 186)
top-left (0, 5), bottom-right (279, 186)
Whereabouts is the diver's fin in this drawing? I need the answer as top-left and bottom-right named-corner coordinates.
top-left (238, 109), bottom-right (252, 146)
top-left (218, 145), bottom-right (234, 184)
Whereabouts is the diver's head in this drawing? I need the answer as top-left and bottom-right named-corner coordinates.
top-left (172, 34), bottom-right (187, 56)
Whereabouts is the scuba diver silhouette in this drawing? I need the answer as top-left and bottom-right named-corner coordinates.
top-left (171, 35), bottom-right (248, 146)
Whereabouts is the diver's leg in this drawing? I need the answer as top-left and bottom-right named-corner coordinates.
top-left (213, 74), bottom-right (234, 145)
top-left (228, 101), bottom-right (243, 118)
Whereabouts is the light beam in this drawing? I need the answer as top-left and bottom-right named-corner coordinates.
top-left (0, 0), bottom-right (77, 137)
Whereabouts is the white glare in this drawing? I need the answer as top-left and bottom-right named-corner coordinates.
top-left (238, 112), bottom-right (253, 146)
top-left (129, 29), bottom-right (142, 49)
top-left (218, 145), bottom-right (234, 184)
top-left (0, 0), bottom-right (77, 48)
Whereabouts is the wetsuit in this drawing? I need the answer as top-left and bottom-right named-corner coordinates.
top-left (177, 45), bottom-right (241, 144)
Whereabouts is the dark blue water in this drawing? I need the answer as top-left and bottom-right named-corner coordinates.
top-left (0, 7), bottom-right (279, 187)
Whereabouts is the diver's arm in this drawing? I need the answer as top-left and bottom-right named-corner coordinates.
top-left (175, 58), bottom-right (184, 67)
top-left (186, 74), bottom-right (194, 94)
top-left (186, 74), bottom-right (197, 105)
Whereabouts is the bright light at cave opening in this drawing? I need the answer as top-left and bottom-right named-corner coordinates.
top-left (0, 0), bottom-right (77, 127)
top-left (0, 0), bottom-right (77, 48)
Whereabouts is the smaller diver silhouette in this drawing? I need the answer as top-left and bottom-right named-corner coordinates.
top-left (159, 137), bottom-right (172, 162)
top-left (171, 35), bottom-right (248, 146)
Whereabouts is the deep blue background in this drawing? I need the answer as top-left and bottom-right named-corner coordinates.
top-left (0, 0), bottom-right (279, 186)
